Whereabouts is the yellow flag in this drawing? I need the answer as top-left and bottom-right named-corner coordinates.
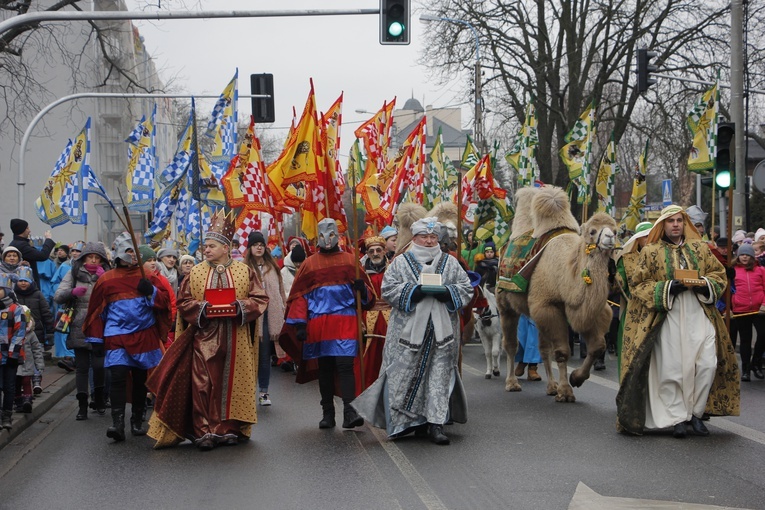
top-left (686, 83), bottom-right (718, 173)
top-left (620, 139), bottom-right (649, 232)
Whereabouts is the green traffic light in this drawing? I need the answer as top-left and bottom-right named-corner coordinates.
top-left (388, 21), bottom-right (405, 37)
top-left (715, 170), bottom-right (731, 189)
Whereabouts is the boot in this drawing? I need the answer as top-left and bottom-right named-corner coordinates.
top-left (428, 424), bottom-right (450, 445)
top-left (342, 405), bottom-right (363, 429)
top-left (76, 392), bottom-right (88, 421)
top-left (93, 387), bottom-right (106, 416)
top-left (130, 411), bottom-right (146, 436)
top-left (22, 397), bottom-right (33, 413)
top-left (527, 364), bottom-right (542, 381)
top-left (1, 410), bottom-right (12, 430)
top-left (514, 362), bottom-right (527, 377)
top-left (32, 374), bottom-right (43, 395)
top-left (106, 409), bottom-right (126, 442)
top-left (319, 407), bottom-right (336, 429)
top-left (741, 366), bottom-right (751, 382)
top-left (752, 361), bottom-right (765, 380)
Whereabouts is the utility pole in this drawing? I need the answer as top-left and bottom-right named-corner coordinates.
top-left (474, 58), bottom-right (484, 153)
top-left (731, 0), bottom-right (746, 230)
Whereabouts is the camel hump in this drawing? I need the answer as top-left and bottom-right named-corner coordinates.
top-left (530, 186), bottom-right (579, 238)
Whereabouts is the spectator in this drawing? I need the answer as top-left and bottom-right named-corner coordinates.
top-left (8, 218), bottom-right (55, 287)
top-left (728, 243), bottom-right (765, 382)
top-left (14, 306), bottom-right (44, 414)
top-left (14, 266), bottom-right (54, 357)
top-left (1, 271), bottom-right (26, 431)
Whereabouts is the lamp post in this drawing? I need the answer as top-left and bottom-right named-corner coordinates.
top-left (419, 13), bottom-right (482, 152)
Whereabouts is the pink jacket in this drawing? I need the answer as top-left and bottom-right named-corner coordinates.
top-left (731, 264), bottom-right (765, 313)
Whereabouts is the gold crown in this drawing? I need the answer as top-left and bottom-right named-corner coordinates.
top-left (365, 236), bottom-right (385, 249)
top-left (204, 209), bottom-right (237, 246)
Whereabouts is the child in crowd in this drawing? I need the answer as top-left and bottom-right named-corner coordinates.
top-left (1, 271), bottom-right (26, 430)
top-left (15, 306), bottom-right (44, 413)
top-left (14, 266), bottom-right (55, 355)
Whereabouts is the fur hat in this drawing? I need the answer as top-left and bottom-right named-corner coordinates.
top-left (737, 243), bottom-right (755, 258)
top-left (10, 218), bottom-right (28, 236)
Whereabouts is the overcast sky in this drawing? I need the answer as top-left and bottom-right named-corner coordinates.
top-left (126, 0), bottom-right (472, 159)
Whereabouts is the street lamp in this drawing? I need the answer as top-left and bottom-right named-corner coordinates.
top-left (419, 13), bottom-right (483, 152)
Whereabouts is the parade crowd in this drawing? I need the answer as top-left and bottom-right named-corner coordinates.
top-left (1, 203), bottom-right (764, 447)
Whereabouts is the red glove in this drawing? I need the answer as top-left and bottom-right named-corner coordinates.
top-left (71, 287), bottom-right (87, 298)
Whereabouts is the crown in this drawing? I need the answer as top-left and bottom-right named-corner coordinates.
top-left (204, 209), bottom-right (237, 246)
top-left (365, 236), bottom-right (385, 249)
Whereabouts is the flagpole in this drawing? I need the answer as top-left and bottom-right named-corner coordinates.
top-left (350, 156), bottom-right (366, 391)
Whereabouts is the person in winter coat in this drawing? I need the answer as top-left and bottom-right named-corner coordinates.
top-left (178, 254), bottom-right (196, 292)
top-left (14, 307), bottom-right (45, 413)
top-left (281, 244), bottom-right (306, 297)
top-left (728, 243), bottom-right (765, 381)
top-left (139, 245), bottom-right (177, 348)
top-left (156, 246), bottom-right (180, 294)
top-left (1, 246), bottom-right (24, 275)
top-left (8, 218), bottom-right (56, 287)
top-left (474, 242), bottom-right (499, 290)
top-left (54, 242), bottom-right (111, 420)
top-left (14, 266), bottom-right (54, 352)
top-left (0, 271), bottom-right (26, 431)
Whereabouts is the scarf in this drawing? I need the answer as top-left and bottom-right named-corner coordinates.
top-left (399, 250), bottom-right (454, 350)
top-left (158, 262), bottom-right (179, 291)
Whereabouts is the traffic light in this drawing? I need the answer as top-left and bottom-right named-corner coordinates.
top-left (715, 122), bottom-right (735, 190)
top-left (636, 48), bottom-right (658, 94)
top-left (380, 0), bottom-right (410, 45)
top-left (250, 73), bottom-right (275, 123)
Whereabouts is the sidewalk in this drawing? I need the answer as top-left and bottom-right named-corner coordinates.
top-left (0, 365), bottom-right (76, 450)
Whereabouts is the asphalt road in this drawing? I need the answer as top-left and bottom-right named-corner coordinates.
top-left (1, 342), bottom-right (764, 510)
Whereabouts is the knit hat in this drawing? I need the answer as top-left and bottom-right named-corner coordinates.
top-left (380, 226), bottom-right (398, 240)
top-left (157, 247), bottom-right (180, 260)
top-left (755, 228), bottom-right (765, 242)
top-left (484, 241), bottom-right (496, 252)
top-left (290, 244), bottom-right (306, 263)
top-left (138, 244), bottom-right (156, 262)
top-left (10, 218), bottom-right (28, 236)
top-left (2, 246), bottom-right (21, 261)
top-left (732, 230), bottom-right (747, 244)
top-left (737, 244), bottom-right (755, 258)
top-left (179, 254), bottom-right (196, 266)
top-left (56, 244), bottom-right (70, 256)
top-left (17, 265), bottom-right (34, 283)
top-left (248, 230), bottom-right (266, 247)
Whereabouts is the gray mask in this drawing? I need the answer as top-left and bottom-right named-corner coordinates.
top-left (317, 219), bottom-right (339, 250)
top-left (112, 232), bottom-right (136, 265)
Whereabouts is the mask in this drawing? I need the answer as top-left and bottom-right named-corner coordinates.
top-left (112, 232), bottom-right (136, 265)
top-left (317, 219), bottom-right (339, 250)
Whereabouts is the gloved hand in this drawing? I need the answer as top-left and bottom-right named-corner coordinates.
top-left (352, 278), bottom-right (366, 294)
top-left (410, 286), bottom-right (425, 303)
top-left (295, 323), bottom-right (307, 342)
top-left (434, 290), bottom-right (452, 304)
top-left (91, 343), bottom-right (105, 357)
top-left (693, 285), bottom-right (711, 299)
top-left (137, 278), bottom-right (154, 296)
top-left (725, 266), bottom-right (736, 280)
top-left (71, 286), bottom-right (87, 298)
top-left (95, 266), bottom-right (106, 277)
top-left (669, 280), bottom-right (688, 296)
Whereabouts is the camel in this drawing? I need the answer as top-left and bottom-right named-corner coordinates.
top-left (495, 186), bottom-right (617, 402)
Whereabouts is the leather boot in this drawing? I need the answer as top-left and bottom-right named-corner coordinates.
top-left (76, 392), bottom-right (88, 421)
top-left (514, 362), bottom-right (527, 377)
top-left (342, 405), bottom-right (363, 429)
top-left (93, 388), bottom-right (106, 416)
top-left (752, 361), bottom-right (765, 380)
top-left (527, 364), bottom-right (542, 381)
top-left (1, 410), bottom-right (12, 430)
top-left (130, 410), bottom-right (146, 436)
top-left (428, 424), bottom-right (450, 445)
top-left (741, 366), bottom-right (751, 382)
top-left (107, 409), bottom-right (126, 442)
top-left (319, 407), bottom-right (336, 429)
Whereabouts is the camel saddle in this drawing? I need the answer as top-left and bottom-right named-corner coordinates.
top-left (497, 227), bottom-right (577, 294)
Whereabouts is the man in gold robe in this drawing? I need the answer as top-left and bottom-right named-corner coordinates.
top-left (147, 210), bottom-right (268, 450)
top-left (616, 205), bottom-right (739, 438)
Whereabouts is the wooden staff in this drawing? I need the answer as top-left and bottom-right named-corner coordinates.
top-left (118, 189), bottom-right (145, 278)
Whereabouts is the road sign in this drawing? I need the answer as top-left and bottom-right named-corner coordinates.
top-left (661, 179), bottom-right (672, 206)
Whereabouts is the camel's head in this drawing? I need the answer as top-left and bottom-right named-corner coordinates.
top-left (581, 213), bottom-right (617, 252)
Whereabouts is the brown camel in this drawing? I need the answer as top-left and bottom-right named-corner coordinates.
top-left (496, 186), bottom-right (617, 402)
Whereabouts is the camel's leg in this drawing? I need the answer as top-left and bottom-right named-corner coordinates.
top-left (534, 305), bottom-right (575, 402)
top-left (570, 304), bottom-right (610, 388)
top-left (537, 332), bottom-right (558, 396)
top-left (497, 300), bottom-right (521, 392)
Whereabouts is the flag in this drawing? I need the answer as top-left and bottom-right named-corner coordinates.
top-left (302, 94), bottom-right (348, 240)
top-left (203, 72), bottom-right (238, 206)
top-left (280, 80), bottom-right (321, 188)
top-left (595, 133), bottom-right (619, 216)
top-left (460, 135), bottom-right (480, 170)
top-left (686, 83), bottom-right (718, 173)
top-left (125, 105), bottom-right (157, 212)
top-left (473, 195), bottom-right (515, 247)
top-left (424, 127), bottom-right (448, 209)
top-left (460, 154), bottom-right (506, 220)
top-left (221, 116), bottom-right (270, 212)
top-left (35, 140), bottom-right (73, 227)
top-left (505, 100), bottom-right (539, 187)
top-left (266, 106), bottom-right (300, 211)
top-left (373, 116), bottom-right (427, 226)
top-left (560, 101), bottom-right (596, 203)
top-left (354, 99), bottom-right (396, 175)
top-left (620, 139), bottom-right (649, 232)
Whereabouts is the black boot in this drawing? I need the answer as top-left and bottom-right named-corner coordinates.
top-left (1, 410), bottom-right (12, 430)
top-left (93, 388), bottom-right (106, 416)
top-left (130, 410), bottom-right (146, 436)
top-left (690, 416), bottom-right (709, 436)
top-left (752, 361), bottom-right (765, 380)
top-left (76, 393), bottom-right (88, 421)
top-left (342, 405), bottom-right (363, 429)
top-left (107, 409), bottom-right (126, 442)
top-left (428, 423), bottom-right (450, 445)
top-left (741, 366), bottom-right (751, 382)
top-left (319, 407), bottom-right (336, 429)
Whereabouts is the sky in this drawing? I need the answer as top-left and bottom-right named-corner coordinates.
top-left (126, 0), bottom-right (473, 160)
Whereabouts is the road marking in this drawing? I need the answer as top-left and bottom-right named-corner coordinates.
top-left (570, 482), bottom-right (752, 510)
top-left (367, 426), bottom-right (449, 510)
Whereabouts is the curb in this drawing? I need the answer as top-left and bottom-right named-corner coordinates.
top-left (0, 372), bottom-right (76, 450)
